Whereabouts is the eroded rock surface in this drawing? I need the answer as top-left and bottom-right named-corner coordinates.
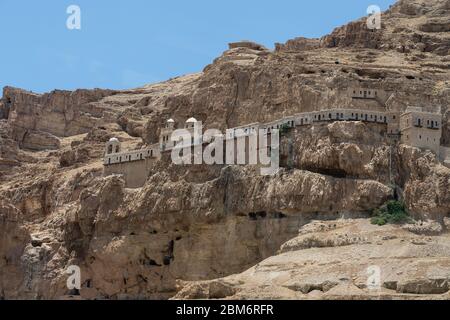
top-left (0, 0), bottom-right (449, 300)
top-left (174, 219), bottom-right (450, 300)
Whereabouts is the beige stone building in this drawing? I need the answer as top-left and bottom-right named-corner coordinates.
top-left (103, 104), bottom-right (444, 188)
top-left (159, 119), bottom-right (176, 151)
top-left (400, 107), bottom-right (442, 154)
top-left (350, 88), bottom-right (379, 99)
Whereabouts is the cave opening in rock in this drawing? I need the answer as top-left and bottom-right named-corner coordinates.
top-left (68, 289), bottom-right (80, 296)
top-left (248, 212), bottom-right (267, 220)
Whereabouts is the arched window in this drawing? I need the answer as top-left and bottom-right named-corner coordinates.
top-left (108, 145), bottom-right (113, 154)
top-left (115, 146), bottom-right (120, 153)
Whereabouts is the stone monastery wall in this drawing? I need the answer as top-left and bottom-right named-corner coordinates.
top-left (103, 106), bottom-right (444, 187)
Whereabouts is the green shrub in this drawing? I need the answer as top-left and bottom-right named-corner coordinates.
top-left (371, 200), bottom-right (411, 226)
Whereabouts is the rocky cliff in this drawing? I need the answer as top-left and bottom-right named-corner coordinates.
top-left (0, 0), bottom-right (449, 300)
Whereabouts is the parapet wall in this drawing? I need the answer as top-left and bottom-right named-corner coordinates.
top-left (104, 144), bottom-right (159, 165)
top-left (103, 158), bottom-right (154, 188)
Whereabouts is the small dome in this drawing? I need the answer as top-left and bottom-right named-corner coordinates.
top-left (167, 118), bottom-right (175, 123)
top-left (109, 137), bottom-right (120, 143)
top-left (186, 117), bottom-right (197, 123)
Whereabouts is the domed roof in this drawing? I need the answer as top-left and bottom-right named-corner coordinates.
top-left (167, 118), bottom-right (175, 123)
top-left (186, 117), bottom-right (197, 123)
top-left (109, 137), bottom-right (120, 143)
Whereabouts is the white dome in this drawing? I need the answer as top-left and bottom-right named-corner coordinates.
top-left (186, 117), bottom-right (197, 123)
top-left (167, 118), bottom-right (175, 123)
top-left (109, 137), bottom-right (120, 143)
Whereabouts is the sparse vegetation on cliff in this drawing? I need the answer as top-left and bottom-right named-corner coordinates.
top-left (371, 200), bottom-right (412, 226)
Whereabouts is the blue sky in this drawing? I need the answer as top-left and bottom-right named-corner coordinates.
top-left (0, 0), bottom-right (395, 93)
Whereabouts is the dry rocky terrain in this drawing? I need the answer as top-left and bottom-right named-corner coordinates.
top-left (0, 0), bottom-right (449, 299)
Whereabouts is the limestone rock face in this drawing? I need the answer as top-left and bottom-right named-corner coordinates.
top-left (229, 41), bottom-right (268, 51)
top-left (319, 0), bottom-right (450, 55)
top-left (0, 100), bottom-right (8, 119)
top-left (398, 146), bottom-right (450, 220)
top-left (2, 87), bottom-right (116, 151)
top-left (275, 37), bottom-right (320, 52)
top-left (174, 219), bottom-right (450, 300)
top-left (0, 0), bottom-right (449, 300)
top-left (0, 196), bottom-right (31, 298)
